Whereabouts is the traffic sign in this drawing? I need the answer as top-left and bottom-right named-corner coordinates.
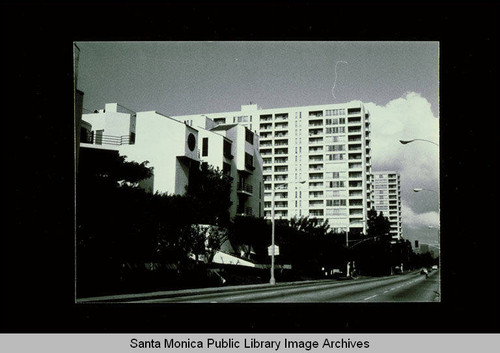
top-left (268, 245), bottom-right (279, 256)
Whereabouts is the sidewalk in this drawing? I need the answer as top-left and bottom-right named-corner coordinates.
top-left (76, 278), bottom-right (334, 303)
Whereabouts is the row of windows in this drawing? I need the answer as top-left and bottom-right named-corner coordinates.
top-left (325, 109), bottom-right (346, 116)
top-left (327, 144), bottom-right (345, 151)
top-left (325, 127), bottom-right (346, 134)
top-left (325, 118), bottom-right (346, 125)
top-left (326, 199), bottom-right (347, 206)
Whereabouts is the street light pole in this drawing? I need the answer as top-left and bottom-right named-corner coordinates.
top-left (345, 220), bottom-right (365, 277)
top-left (270, 184), bottom-right (278, 285)
top-left (270, 180), bottom-right (305, 285)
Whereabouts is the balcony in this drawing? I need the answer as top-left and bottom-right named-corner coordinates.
top-left (275, 123), bottom-right (288, 130)
top-left (309, 173), bottom-right (324, 180)
top-left (275, 191), bottom-right (288, 199)
top-left (237, 206), bottom-right (253, 217)
top-left (274, 139), bottom-right (288, 146)
top-left (309, 128), bottom-right (323, 136)
top-left (310, 210), bottom-right (324, 217)
top-left (85, 132), bottom-right (135, 146)
top-left (274, 176), bottom-right (288, 182)
top-left (348, 107), bottom-right (361, 115)
top-left (237, 182), bottom-right (253, 196)
top-left (349, 181), bottom-right (363, 188)
top-left (274, 201), bottom-right (288, 209)
top-left (309, 156), bottom-right (323, 162)
top-left (309, 165), bottom-right (323, 172)
top-left (274, 157), bottom-right (288, 164)
top-left (260, 114), bottom-right (273, 122)
top-left (309, 200), bottom-right (324, 208)
top-left (309, 192), bottom-right (324, 199)
top-left (309, 146), bottom-right (323, 153)
top-left (274, 113), bottom-right (288, 121)
top-left (309, 137), bottom-right (324, 145)
top-left (309, 111), bottom-right (323, 118)
top-left (274, 211), bottom-right (288, 218)
top-left (274, 132), bottom-right (288, 138)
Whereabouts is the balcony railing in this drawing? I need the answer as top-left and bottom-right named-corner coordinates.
top-left (85, 132), bottom-right (135, 146)
top-left (237, 183), bottom-right (253, 195)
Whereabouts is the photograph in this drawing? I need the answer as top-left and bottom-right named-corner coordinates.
top-left (74, 41), bottom-right (440, 304)
top-left (2, 3), bottom-right (498, 340)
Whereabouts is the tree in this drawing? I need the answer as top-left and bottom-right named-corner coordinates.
top-left (289, 215), bottom-right (331, 236)
top-left (366, 207), bottom-right (391, 242)
top-left (186, 162), bottom-right (233, 226)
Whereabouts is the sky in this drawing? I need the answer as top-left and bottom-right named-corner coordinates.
top-left (75, 41), bottom-right (440, 249)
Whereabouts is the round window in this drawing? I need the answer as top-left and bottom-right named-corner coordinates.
top-left (187, 133), bottom-right (196, 151)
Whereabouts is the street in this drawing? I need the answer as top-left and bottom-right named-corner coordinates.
top-left (117, 269), bottom-right (440, 303)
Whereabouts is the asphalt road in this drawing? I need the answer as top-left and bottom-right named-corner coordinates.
top-left (130, 270), bottom-right (440, 303)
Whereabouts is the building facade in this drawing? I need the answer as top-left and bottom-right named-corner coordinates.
top-left (372, 171), bottom-right (402, 240)
top-left (173, 101), bottom-right (373, 234)
top-left (80, 103), bottom-right (263, 219)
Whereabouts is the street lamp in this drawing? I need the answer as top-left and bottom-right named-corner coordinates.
top-left (270, 180), bottom-right (306, 285)
top-left (413, 188), bottom-right (438, 194)
top-left (399, 139), bottom-right (439, 146)
top-left (345, 220), bottom-right (366, 277)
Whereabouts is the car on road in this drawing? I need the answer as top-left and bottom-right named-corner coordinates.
top-left (431, 265), bottom-right (438, 270)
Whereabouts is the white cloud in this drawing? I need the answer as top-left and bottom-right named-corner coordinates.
top-left (401, 201), bottom-right (439, 230)
top-left (363, 92), bottom-right (440, 241)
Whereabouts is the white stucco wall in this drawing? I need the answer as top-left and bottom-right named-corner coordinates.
top-left (119, 111), bottom-right (199, 195)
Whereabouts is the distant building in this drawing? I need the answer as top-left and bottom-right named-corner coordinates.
top-left (79, 103), bottom-right (263, 218)
top-left (173, 101), bottom-right (373, 234)
top-left (372, 171), bottom-right (402, 240)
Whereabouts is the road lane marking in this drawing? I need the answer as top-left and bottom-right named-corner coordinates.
top-left (364, 295), bottom-right (378, 301)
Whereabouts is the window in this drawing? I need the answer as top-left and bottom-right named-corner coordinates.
top-left (325, 109), bottom-right (346, 116)
top-left (327, 145), bottom-right (345, 151)
top-left (245, 152), bottom-right (254, 169)
top-left (326, 127), bottom-right (345, 134)
top-left (329, 181), bottom-right (345, 188)
top-left (328, 153), bottom-right (345, 161)
top-left (223, 140), bottom-right (232, 158)
top-left (202, 137), bottom-right (208, 156)
top-left (236, 115), bottom-right (249, 122)
top-left (223, 162), bottom-right (231, 175)
top-left (326, 199), bottom-right (346, 206)
top-left (245, 128), bottom-right (254, 144)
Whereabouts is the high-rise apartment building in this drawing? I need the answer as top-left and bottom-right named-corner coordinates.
top-left (372, 171), bottom-right (402, 240)
top-left (173, 101), bottom-right (373, 234)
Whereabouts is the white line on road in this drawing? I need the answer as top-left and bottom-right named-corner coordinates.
top-left (364, 295), bottom-right (378, 301)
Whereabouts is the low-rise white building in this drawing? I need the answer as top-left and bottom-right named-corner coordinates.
top-left (80, 103), bottom-right (263, 219)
